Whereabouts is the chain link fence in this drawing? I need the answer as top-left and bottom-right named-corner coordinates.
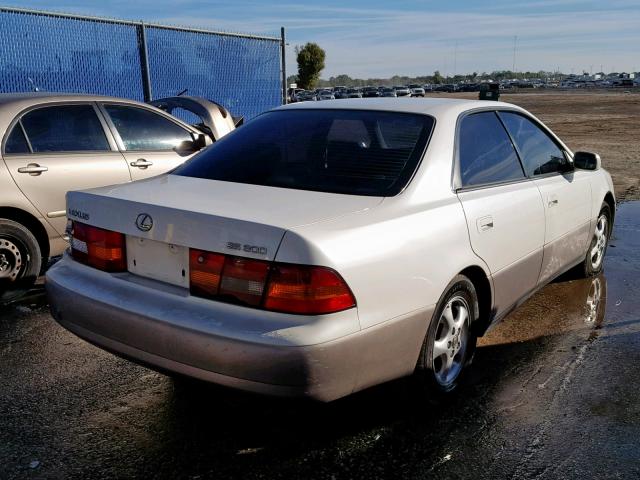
top-left (0, 6), bottom-right (285, 119)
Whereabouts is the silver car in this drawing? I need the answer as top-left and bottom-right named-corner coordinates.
top-left (0, 93), bottom-right (219, 302)
top-left (47, 98), bottom-right (615, 401)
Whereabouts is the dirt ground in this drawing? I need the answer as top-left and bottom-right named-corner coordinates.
top-left (426, 91), bottom-right (640, 201)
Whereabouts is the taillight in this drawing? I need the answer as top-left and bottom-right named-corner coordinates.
top-left (264, 264), bottom-right (356, 315)
top-left (189, 248), bottom-right (355, 315)
top-left (218, 256), bottom-right (270, 306)
top-left (190, 250), bottom-right (225, 298)
top-left (71, 221), bottom-right (126, 272)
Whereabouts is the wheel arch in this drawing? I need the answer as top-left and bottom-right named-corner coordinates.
top-left (0, 207), bottom-right (50, 263)
top-left (459, 265), bottom-right (492, 336)
top-left (603, 191), bottom-right (615, 232)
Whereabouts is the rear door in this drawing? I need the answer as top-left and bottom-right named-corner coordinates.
top-left (100, 103), bottom-right (198, 181)
top-left (455, 111), bottom-right (546, 315)
top-left (2, 103), bottom-right (131, 235)
top-left (498, 112), bottom-right (592, 284)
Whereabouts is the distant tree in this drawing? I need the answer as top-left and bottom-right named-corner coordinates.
top-left (296, 43), bottom-right (326, 90)
top-left (432, 70), bottom-right (444, 84)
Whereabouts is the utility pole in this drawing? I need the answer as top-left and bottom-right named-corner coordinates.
top-left (512, 35), bottom-right (517, 77)
top-left (453, 41), bottom-right (458, 77)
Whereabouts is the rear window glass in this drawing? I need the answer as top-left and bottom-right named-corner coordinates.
top-left (174, 109), bottom-right (434, 196)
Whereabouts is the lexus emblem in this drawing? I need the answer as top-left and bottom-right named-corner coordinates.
top-left (135, 213), bottom-right (153, 232)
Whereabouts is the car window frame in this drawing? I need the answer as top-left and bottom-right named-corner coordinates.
top-left (97, 102), bottom-right (198, 153)
top-left (1, 101), bottom-right (119, 157)
top-left (496, 110), bottom-right (572, 179)
top-left (453, 108), bottom-right (528, 191)
top-left (452, 107), bottom-right (573, 192)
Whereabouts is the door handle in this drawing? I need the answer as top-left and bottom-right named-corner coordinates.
top-left (130, 158), bottom-right (153, 169)
top-left (17, 163), bottom-right (48, 176)
top-left (477, 215), bottom-right (494, 232)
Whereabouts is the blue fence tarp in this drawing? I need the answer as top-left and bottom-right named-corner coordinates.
top-left (0, 8), bottom-right (283, 119)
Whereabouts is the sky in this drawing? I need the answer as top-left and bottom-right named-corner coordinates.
top-left (6, 0), bottom-right (640, 78)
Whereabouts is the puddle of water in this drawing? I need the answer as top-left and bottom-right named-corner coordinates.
top-left (480, 201), bottom-right (640, 348)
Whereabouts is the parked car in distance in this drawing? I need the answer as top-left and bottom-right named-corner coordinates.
top-left (48, 98), bottom-right (615, 402)
top-left (287, 88), bottom-right (305, 103)
top-left (346, 88), bottom-right (363, 98)
top-left (333, 88), bottom-right (350, 99)
top-left (0, 92), bottom-right (216, 302)
top-left (294, 90), bottom-right (318, 102)
top-left (393, 85), bottom-right (412, 96)
top-left (408, 84), bottom-right (426, 97)
top-left (458, 84), bottom-right (480, 92)
top-left (380, 87), bottom-right (397, 97)
top-left (362, 86), bottom-right (380, 98)
top-left (317, 90), bottom-right (336, 101)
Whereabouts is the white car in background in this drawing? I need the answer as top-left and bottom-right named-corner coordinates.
top-left (47, 98), bottom-right (615, 402)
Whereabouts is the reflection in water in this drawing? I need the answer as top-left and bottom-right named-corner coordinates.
top-left (479, 274), bottom-right (607, 347)
top-left (584, 276), bottom-right (603, 325)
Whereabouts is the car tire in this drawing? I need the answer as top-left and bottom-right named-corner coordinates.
top-left (579, 202), bottom-right (611, 277)
top-left (416, 275), bottom-right (478, 395)
top-left (0, 219), bottom-right (42, 304)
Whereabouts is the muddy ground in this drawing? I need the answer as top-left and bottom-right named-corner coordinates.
top-left (427, 91), bottom-right (640, 201)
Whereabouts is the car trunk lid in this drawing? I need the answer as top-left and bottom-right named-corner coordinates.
top-left (66, 174), bottom-right (382, 269)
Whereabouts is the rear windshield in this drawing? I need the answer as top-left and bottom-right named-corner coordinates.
top-left (174, 109), bottom-right (434, 196)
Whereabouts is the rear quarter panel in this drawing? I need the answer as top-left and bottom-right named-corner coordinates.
top-left (277, 196), bottom-right (487, 330)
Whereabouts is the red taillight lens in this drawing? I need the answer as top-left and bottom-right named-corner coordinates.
top-left (264, 264), bottom-right (355, 315)
top-left (190, 250), bottom-right (270, 307)
top-left (188, 248), bottom-right (356, 315)
top-left (190, 249), bottom-right (225, 298)
top-left (71, 221), bottom-right (126, 272)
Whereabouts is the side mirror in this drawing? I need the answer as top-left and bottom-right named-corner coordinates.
top-left (573, 151), bottom-right (601, 171)
top-left (192, 133), bottom-right (207, 150)
top-left (175, 133), bottom-right (207, 153)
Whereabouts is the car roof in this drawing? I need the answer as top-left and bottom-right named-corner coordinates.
top-left (0, 92), bottom-right (146, 107)
top-left (276, 97), bottom-right (519, 118)
top-left (0, 92), bottom-right (171, 137)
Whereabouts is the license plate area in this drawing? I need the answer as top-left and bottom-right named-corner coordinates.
top-left (126, 236), bottom-right (189, 288)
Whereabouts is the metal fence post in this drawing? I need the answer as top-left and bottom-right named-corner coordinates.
top-left (137, 22), bottom-right (153, 102)
top-left (281, 27), bottom-right (287, 104)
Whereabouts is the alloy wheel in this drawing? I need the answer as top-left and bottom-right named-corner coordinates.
top-left (432, 295), bottom-right (470, 387)
top-left (590, 214), bottom-right (608, 270)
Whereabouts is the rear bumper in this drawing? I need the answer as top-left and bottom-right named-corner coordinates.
top-left (46, 255), bottom-right (432, 401)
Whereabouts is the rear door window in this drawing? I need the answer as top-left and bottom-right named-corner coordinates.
top-left (458, 111), bottom-right (525, 187)
top-left (498, 112), bottom-right (568, 176)
top-left (4, 125), bottom-right (30, 154)
top-left (174, 109), bottom-right (434, 196)
top-left (104, 104), bottom-right (193, 151)
top-left (20, 105), bottom-right (110, 152)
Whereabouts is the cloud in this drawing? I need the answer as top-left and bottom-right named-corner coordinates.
top-left (7, 0), bottom-right (640, 76)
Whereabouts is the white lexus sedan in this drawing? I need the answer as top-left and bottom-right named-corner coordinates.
top-left (46, 99), bottom-right (615, 402)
